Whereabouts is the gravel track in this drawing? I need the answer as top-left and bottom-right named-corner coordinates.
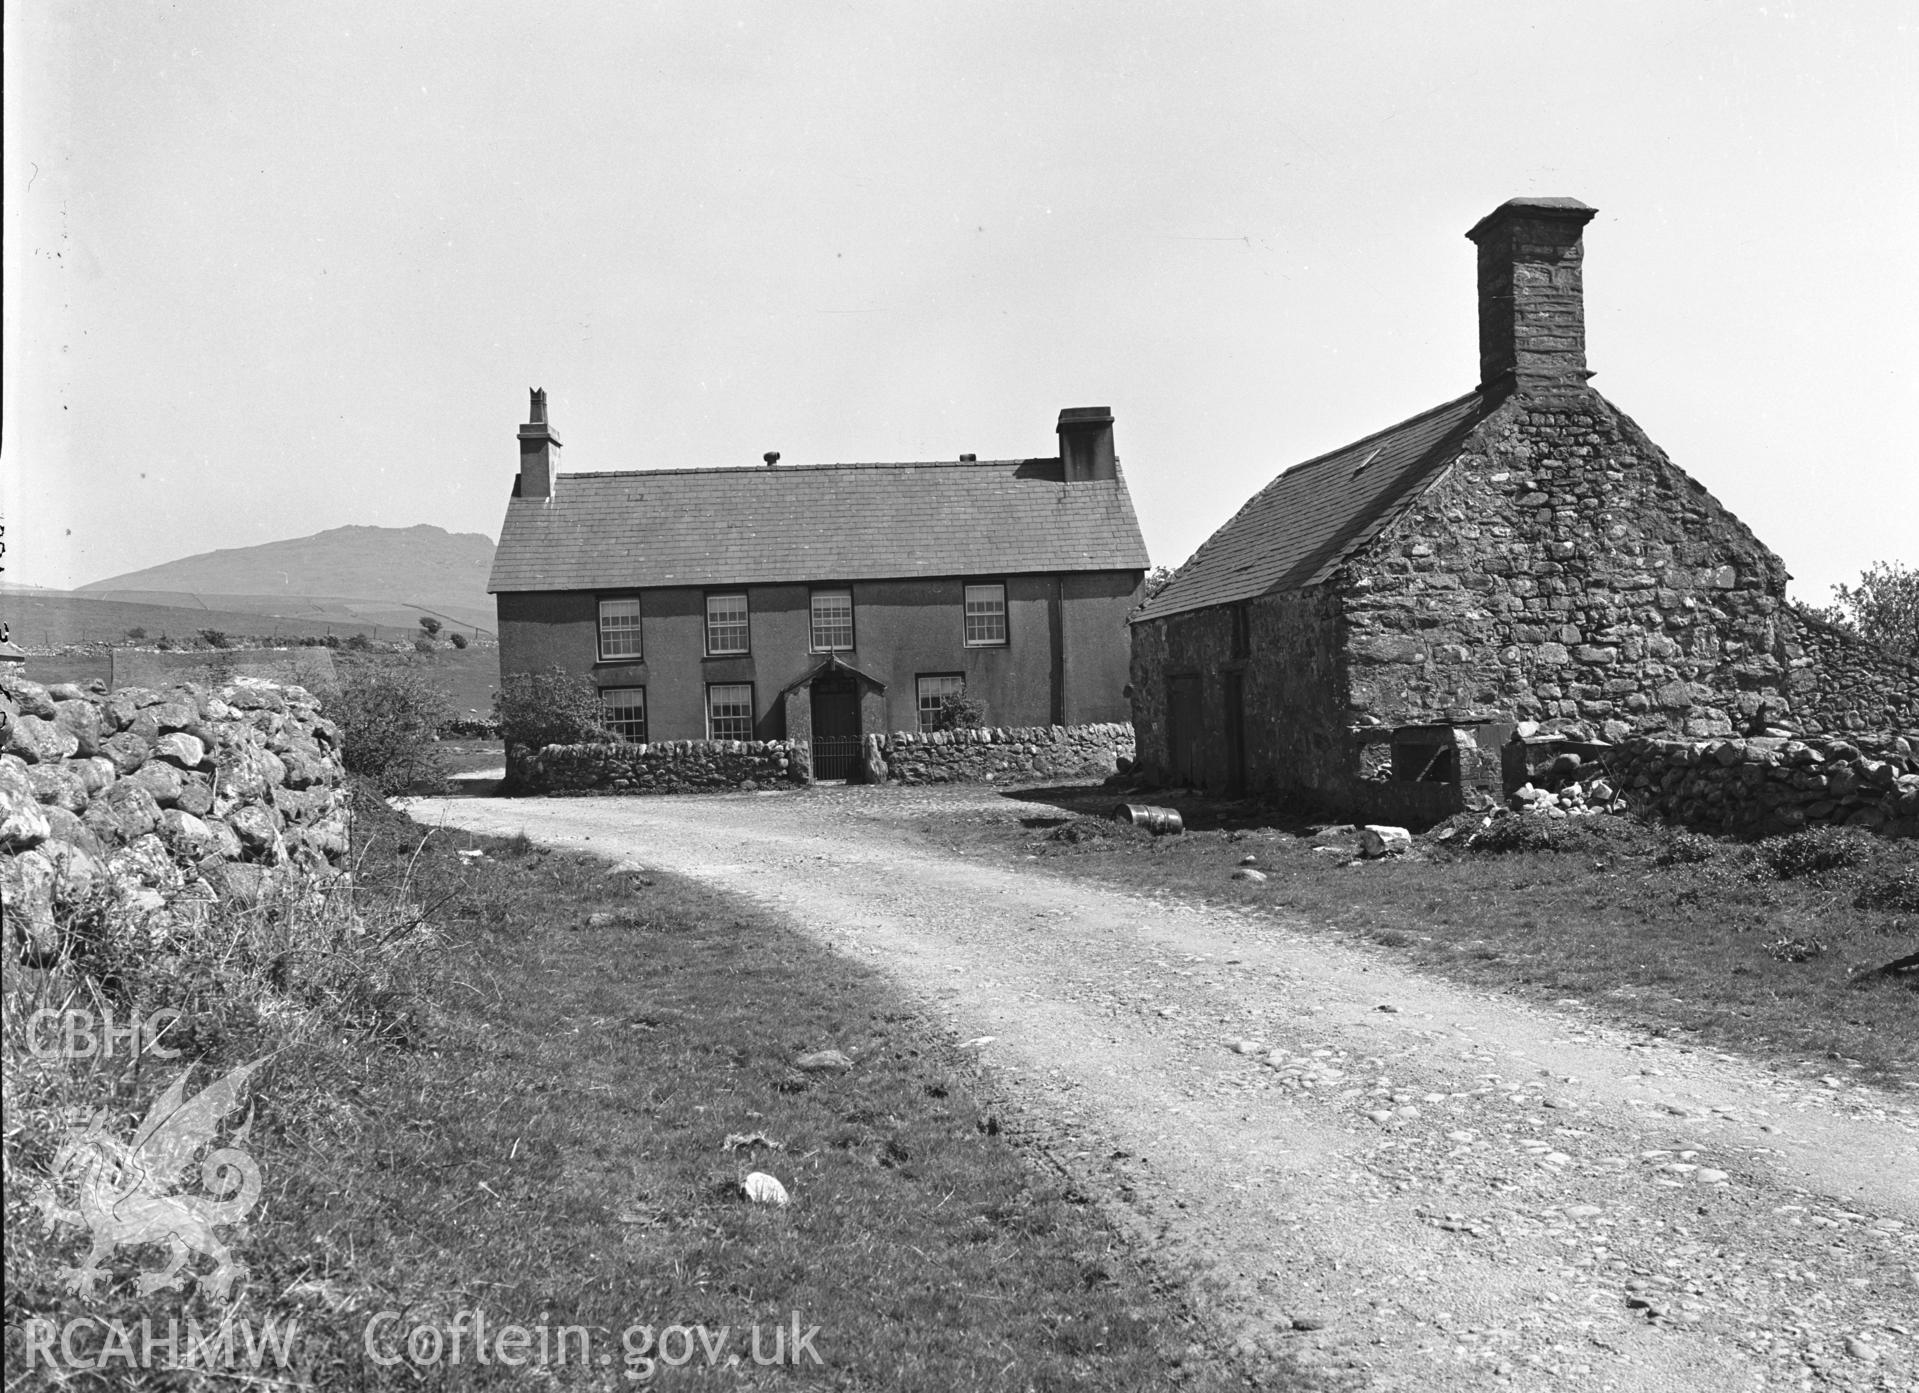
top-left (404, 786), bottom-right (1919, 1392)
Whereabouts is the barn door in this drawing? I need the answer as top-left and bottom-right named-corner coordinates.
top-left (1167, 675), bottom-right (1202, 786)
top-left (1221, 670), bottom-right (1246, 795)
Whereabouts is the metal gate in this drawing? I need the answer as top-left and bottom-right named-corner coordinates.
top-left (811, 736), bottom-right (862, 781)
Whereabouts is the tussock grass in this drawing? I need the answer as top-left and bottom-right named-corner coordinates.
top-left (6, 783), bottom-right (1266, 1390)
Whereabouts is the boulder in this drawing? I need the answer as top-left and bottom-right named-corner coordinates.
top-left (26, 764), bottom-right (89, 814)
top-left (159, 808), bottom-right (219, 858)
top-left (130, 761), bottom-right (187, 808)
top-left (42, 805), bottom-right (106, 860)
top-left (53, 701), bottom-right (106, 757)
top-left (794, 1049), bottom-right (854, 1073)
top-left (100, 730), bottom-right (154, 775)
top-left (1, 781), bottom-right (51, 850)
top-left (1358, 826), bottom-right (1413, 858)
top-left (4, 679), bottom-right (58, 719)
top-left (154, 732), bottom-right (209, 769)
top-left (2, 850), bottom-right (59, 961)
top-left (7, 715), bottom-right (77, 764)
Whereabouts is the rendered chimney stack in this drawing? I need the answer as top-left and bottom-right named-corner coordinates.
top-left (516, 387), bottom-right (561, 499)
top-left (1465, 198), bottom-right (1598, 393)
top-left (1057, 407), bottom-right (1116, 482)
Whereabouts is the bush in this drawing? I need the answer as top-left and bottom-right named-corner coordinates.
top-left (1656, 830), bottom-right (1719, 867)
top-left (324, 634), bottom-right (342, 649)
top-left (154, 634), bottom-right (175, 650)
top-left (493, 667), bottom-right (616, 751)
top-left (198, 628), bottom-right (231, 649)
top-left (124, 626), bottom-right (146, 641)
top-left (929, 690), bottom-right (987, 732)
top-left (1762, 827), bottom-right (1874, 880)
top-left (1855, 866), bottom-right (1919, 914)
top-left (413, 636), bottom-right (436, 653)
top-left (345, 633), bottom-right (373, 651)
top-left (449, 632), bottom-right (469, 650)
top-left (326, 664), bottom-right (455, 794)
top-left (418, 616), bottom-right (443, 638)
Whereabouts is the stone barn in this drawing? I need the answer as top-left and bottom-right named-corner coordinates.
top-left (1129, 197), bottom-right (1917, 819)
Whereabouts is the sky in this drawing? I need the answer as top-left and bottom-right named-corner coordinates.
top-left (4, 1), bottom-right (1913, 602)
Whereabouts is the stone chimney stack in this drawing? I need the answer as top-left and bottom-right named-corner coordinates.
top-left (1058, 407), bottom-right (1116, 482)
top-left (516, 388), bottom-right (561, 499)
top-left (1466, 198), bottom-right (1598, 393)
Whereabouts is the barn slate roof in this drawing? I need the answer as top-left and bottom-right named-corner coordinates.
top-left (487, 458), bottom-right (1150, 593)
top-left (1130, 389), bottom-right (1492, 623)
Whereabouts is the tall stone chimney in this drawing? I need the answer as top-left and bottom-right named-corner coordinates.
top-left (1058, 407), bottom-right (1116, 482)
top-left (1466, 198), bottom-right (1598, 393)
top-left (515, 387), bottom-right (561, 499)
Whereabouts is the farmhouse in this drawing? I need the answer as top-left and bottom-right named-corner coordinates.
top-left (488, 396), bottom-right (1148, 776)
top-left (1129, 197), bottom-right (1917, 817)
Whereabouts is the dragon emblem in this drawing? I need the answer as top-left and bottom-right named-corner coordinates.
top-left (33, 1056), bottom-right (271, 1302)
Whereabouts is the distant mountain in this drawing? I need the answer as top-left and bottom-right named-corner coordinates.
top-left (80, 525), bottom-right (497, 631)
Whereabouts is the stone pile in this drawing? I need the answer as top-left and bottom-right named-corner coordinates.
top-left (1508, 747), bottom-right (1623, 818)
top-left (1608, 732), bottom-right (1918, 837)
top-left (879, 722), bottom-right (1134, 785)
top-left (1, 671), bottom-right (351, 960)
top-left (514, 738), bottom-right (806, 794)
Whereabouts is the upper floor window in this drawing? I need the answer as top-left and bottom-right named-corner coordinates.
top-left (707, 683), bottom-right (754, 741)
top-left (601, 687), bottom-right (647, 742)
top-left (963, 583), bottom-right (1007, 647)
top-left (598, 597), bottom-right (642, 660)
top-left (705, 593), bottom-right (749, 655)
top-left (810, 590), bottom-right (855, 652)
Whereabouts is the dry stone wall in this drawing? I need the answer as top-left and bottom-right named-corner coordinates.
top-left (1780, 614), bottom-right (1919, 737)
top-left (508, 722), bottom-right (1135, 794)
top-left (511, 739), bottom-right (807, 794)
top-left (1, 671), bottom-right (351, 961)
top-left (1607, 732), bottom-right (1919, 838)
top-left (877, 722), bottom-right (1134, 784)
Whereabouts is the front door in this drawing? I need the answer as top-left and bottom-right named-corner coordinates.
top-left (1167, 675), bottom-right (1202, 786)
top-left (810, 672), bottom-right (862, 781)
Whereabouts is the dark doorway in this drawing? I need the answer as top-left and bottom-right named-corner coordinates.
top-left (1221, 670), bottom-right (1246, 795)
top-left (1167, 675), bottom-right (1202, 786)
top-left (810, 671), bottom-right (862, 781)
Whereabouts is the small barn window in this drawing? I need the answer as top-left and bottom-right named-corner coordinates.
top-left (601, 687), bottom-right (647, 742)
top-left (1230, 603), bottom-right (1251, 659)
top-left (707, 683), bottom-right (755, 740)
top-left (964, 583), bottom-right (1007, 646)
top-left (598, 598), bottom-right (642, 660)
top-left (810, 591), bottom-right (855, 652)
top-left (705, 593), bottom-right (749, 655)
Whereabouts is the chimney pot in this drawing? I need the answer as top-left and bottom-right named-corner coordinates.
top-left (1057, 407), bottom-right (1116, 481)
top-left (1466, 197), bottom-right (1597, 393)
top-left (763, 451), bottom-right (781, 467)
top-left (959, 453), bottom-right (977, 462)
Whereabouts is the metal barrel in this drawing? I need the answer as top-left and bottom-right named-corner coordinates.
top-left (1114, 803), bottom-right (1184, 835)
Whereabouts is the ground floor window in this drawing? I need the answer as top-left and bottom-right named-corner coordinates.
top-left (707, 683), bottom-right (754, 741)
top-left (601, 686), bottom-right (647, 742)
top-left (916, 673), bottom-right (966, 731)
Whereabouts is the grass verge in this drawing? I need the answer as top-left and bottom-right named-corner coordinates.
top-left (5, 783), bottom-right (1273, 1391)
top-left (933, 787), bottom-right (1919, 1088)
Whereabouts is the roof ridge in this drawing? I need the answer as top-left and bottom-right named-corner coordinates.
top-left (557, 457), bottom-right (1041, 480)
top-left (1264, 388), bottom-right (1485, 485)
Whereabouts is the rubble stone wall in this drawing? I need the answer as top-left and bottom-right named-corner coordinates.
top-left (877, 722), bottom-right (1134, 784)
top-left (1345, 389), bottom-right (1799, 742)
top-left (511, 739), bottom-right (806, 794)
top-left (1, 671), bottom-right (351, 959)
top-left (1780, 613), bottom-right (1919, 737)
top-left (1607, 732), bottom-right (1919, 838)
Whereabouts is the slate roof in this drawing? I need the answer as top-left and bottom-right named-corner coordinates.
top-left (488, 458), bottom-right (1149, 593)
top-left (1130, 390), bottom-right (1492, 623)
